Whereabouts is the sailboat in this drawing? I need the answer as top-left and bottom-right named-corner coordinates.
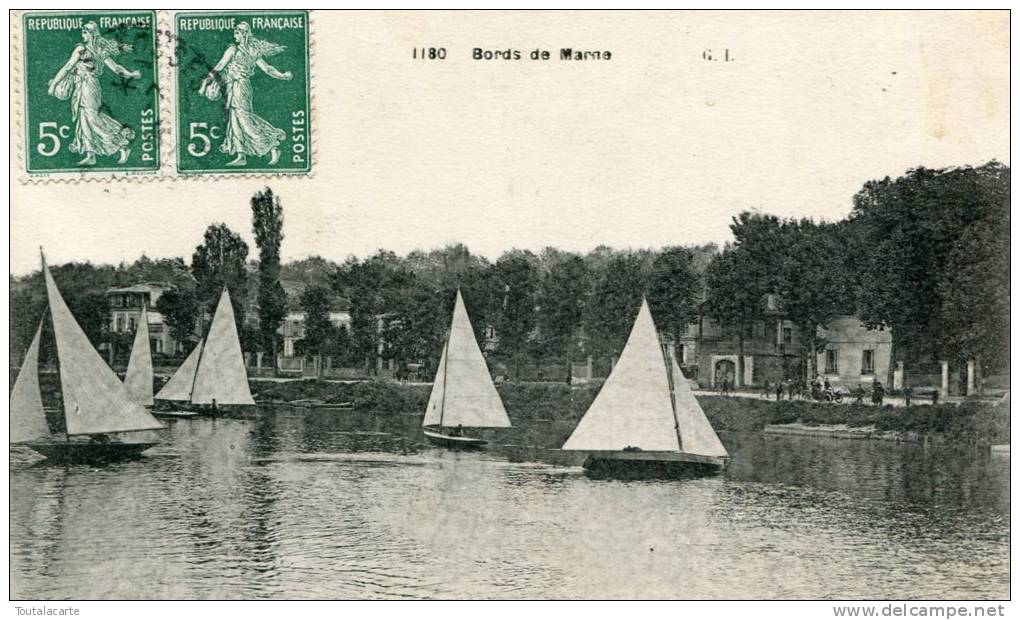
top-left (422, 289), bottom-right (512, 448)
top-left (123, 302), bottom-right (154, 407)
top-left (562, 298), bottom-right (729, 478)
top-left (153, 287), bottom-right (254, 416)
top-left (10, 253), bottom-right (164, 462)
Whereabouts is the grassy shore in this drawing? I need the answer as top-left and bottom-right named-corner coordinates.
top-left (699, 395), bottom-right (1009, 445)
top-left (249, 378), bottom-right (1009, 446)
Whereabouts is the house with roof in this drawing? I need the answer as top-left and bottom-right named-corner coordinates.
top-left (674, 294), bottom-right (892, 389)
top-left (273, 279), bottom-right (352, 358)
top-left (106, 282), bottom-right (184, 356)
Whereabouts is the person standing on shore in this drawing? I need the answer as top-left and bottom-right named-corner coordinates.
top-left (853, 383), bottom-right (865, 405)
top-left (776, 380), bottom-right (784, 401)
top-left (872, 381), bottom-right (885, 405)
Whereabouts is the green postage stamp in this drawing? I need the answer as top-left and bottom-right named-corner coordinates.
top-left (20, 11), bottom-right (160, 175)
top-left (174, 11), bottom-right (311, 174)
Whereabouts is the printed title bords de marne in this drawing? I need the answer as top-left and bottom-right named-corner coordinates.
top-left (474, 48), bottom-right (611, 60)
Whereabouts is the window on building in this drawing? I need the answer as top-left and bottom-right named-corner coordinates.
top-left (116, 316), bottom-right (124, 332)
top-left (678, 344), bottom-right (687, 364)
top-left (782, 327), bottom-right (792, 344)
top-left (861, 349), bottom-right (875, 375)
top-left (825, 349), bottom-right (839, 375)
top-left (128, 318), bottom-right (136, 331)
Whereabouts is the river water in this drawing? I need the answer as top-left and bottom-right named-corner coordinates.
top-left (9, 408), bottom-right (1009, 600)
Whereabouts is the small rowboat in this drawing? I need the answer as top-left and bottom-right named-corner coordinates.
top-left (288, 399), bottom-right (354, 411)
top-left (152, 409), bottom-right (201, 418)
top-left (423, 428), bottom-right (487, 449)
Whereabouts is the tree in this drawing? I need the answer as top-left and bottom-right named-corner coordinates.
top-left (65, 292), bottom-right (111, 352)
top-left (583, 253), bottom-right (648, 361)
top-left (120, 256), bottom-right (193, 289)
top-left (325, 320), bottom-right (353, 364)
top-left (191, 223), bottom-right (249, 332)
top-left (537, 253), bottom-right (589, 359)
top-left (403, 243), bottom-right (498, 348)
top-left (251, 188), bottom-right (288, 360)
top-left (492, 250), bottom-right (540, 378)
top-left (647, 246), bottom-right (701, 345)
top-left (850, 162), bottom-right (1010, 382)
top-left (775, 219), bottom-right (850, 378)
top-left (333, 251), bottom-right (417, 369)
top-left (299, 285), bottom-right (334, 372)
top-left (156, 288), bottom-right (199, 350)
top-left (383, 284), bottom-right (448, 371)
top-left (938, 216), bottom-right (1010, 373)
top-left (704, 248), bottom-right (763, 387)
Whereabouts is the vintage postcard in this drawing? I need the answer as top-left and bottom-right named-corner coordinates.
top-left (7, 8), bottom-right (1011, 610)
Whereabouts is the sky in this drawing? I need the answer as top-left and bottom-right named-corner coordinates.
top-left (10, 10), bottom-right (1009, 275)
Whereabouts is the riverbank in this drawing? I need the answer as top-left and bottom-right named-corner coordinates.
top-left (700, 394), bottom-right (1009, 445)
top-left (246, 378), bottom-right (1009, 446)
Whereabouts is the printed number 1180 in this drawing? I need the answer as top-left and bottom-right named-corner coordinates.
top-left (412, 47), bottom-right (446, 60)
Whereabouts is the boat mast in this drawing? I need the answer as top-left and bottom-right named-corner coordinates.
top-left (662, 339), bottom-right (682, 450)
top-left (438, 328), bottom-right (451, 428)
top-left (187, 290), bottom-right (218, 404)
top-left (40, 249), bottom-right (70, 444)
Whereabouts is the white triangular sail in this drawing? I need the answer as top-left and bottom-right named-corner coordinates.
top-left (155, 339), bottom-right (203, 402)
top-left (124, 305), bottom-right (154, 406)
top-left (43, 263), bottom-right (164, 436)
top-left (190, 289), bottom-right (254, 405)
top-left (671, 357), bottom-right (728, 458)
top-left (563, 299), bottom-right (681, 452)
top-left (423, 290), bottom-right (511, 428)
top-left (424, 339), bottom-right (450, 425)
top-left (10, 320), bottom-right (50, 443)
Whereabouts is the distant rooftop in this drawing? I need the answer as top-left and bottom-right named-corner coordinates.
top-left (106, 281), bottom-right (173, 294)
top-left (286, 294), bottom-right (351, 313)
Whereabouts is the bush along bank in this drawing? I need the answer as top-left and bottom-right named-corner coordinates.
top-left (250, 378), bottom-right (431, 413)
top-left (243, 378), bottom-right (1007, 446)
top-left (699, 395), bottom-right (1010, 446)
top-left (249, 378), bottom-right (598, 422)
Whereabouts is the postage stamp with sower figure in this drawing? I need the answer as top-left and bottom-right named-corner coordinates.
top-left (20, 11), bottom-right (160, 175)
top-left (174, 11), bottom-right (311, 175)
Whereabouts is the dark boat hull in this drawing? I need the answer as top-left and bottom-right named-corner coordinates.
top-left (152, 409), bottom-right (201, 418)
top-left (581, 451), bottom-right (727, 480)
top-left (21, 441), bottom-right (158, 464)
top-left (423, 428), bottom-right (488, 449)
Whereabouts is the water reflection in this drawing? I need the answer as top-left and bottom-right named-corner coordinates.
top-left (10, 407), bottom-right (1009, 599)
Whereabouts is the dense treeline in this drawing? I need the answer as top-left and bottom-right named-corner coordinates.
top-left (10, 162), bottom-right (1009, 384)
top-left (325, 243), bottom-right (715, 375)
top-left (704, 162), bottom-right (1008, 381)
